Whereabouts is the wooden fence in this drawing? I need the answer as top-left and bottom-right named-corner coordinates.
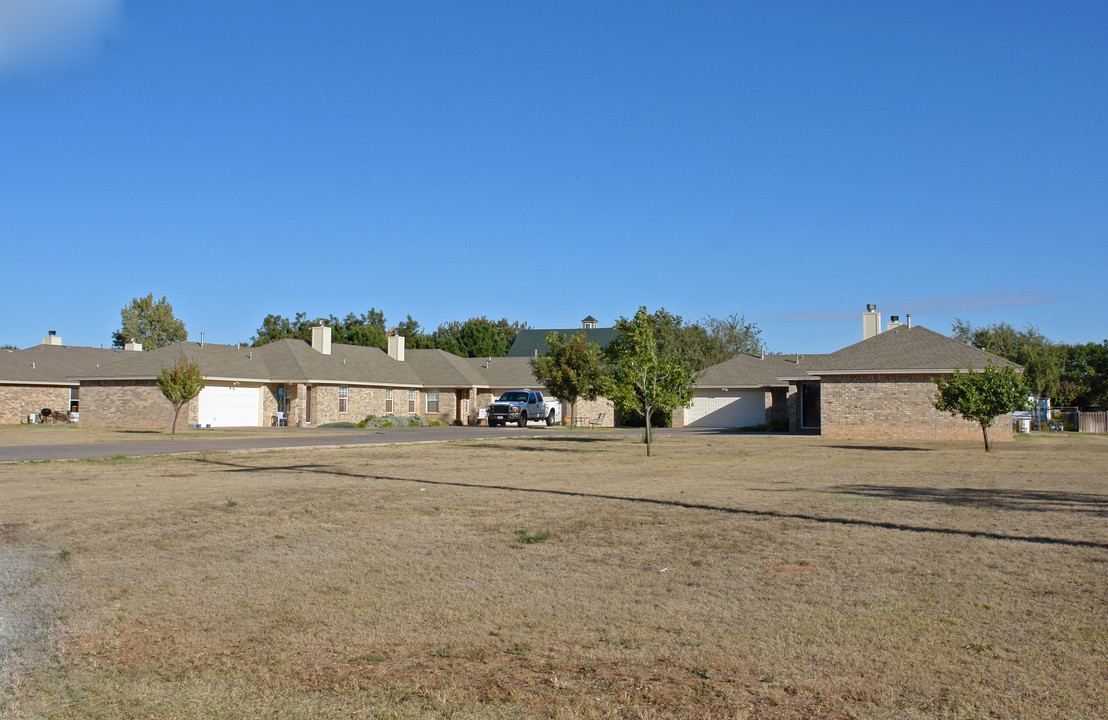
top-left (1079, 412), bottom-right (1107, 434)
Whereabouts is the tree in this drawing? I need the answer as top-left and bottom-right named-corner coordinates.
top-left (604, 307), bottom-right (696, 456)
top-left (113, 294), bottom-right (187, 349)
top-left (951, 320), bottom-right (1064, 399)
top-left (933, 363), bottom-right (1029, 452)
top-left (530, 331), bottom-right (608, 425)
top-left (157, 357), bottom-right (206, 435)
top-left (393, 315), bottom-right (436, 349)
top-left (1059, 340), bottom-right (1108, 407)
top-left (432, 317), bottom-right (529, 358)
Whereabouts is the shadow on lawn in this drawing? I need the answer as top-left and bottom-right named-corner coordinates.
top-left (833, 485), bottom-right (1108, 516)
top-left (827, 445), bottom-right (931, 452)
top-left (194, 457), bottom-right (1108, 550)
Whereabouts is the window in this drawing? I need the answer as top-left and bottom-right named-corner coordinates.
top-left (338, 386), bottom-right (349, 414)
top-left (69, 387), bottom-right (80, 414)
top-left (426, 390), bottom-right (439, 414)
top-left (408, 390), bottom-right (418, 414)
top-left (385, 389), bottom-right (394, 414)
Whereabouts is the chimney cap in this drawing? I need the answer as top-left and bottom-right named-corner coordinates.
top-left (49, 330), bottom-right (57, 337)
top-left (866, 304), bottom-right (876, 312)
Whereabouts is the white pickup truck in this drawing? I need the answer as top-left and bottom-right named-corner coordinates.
top-left (485, 390), bottom-right (562, 427)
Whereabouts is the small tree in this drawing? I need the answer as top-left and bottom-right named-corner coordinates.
top-left (113, 294), bottom-right (188, 349)
top-left (530, 331), bottom-right (608, 425)
top-left (157, 358), bottom-right (206, 434)
top-left (605, 307), bottom-right (696, 456)
top-left (933, 363), bottom-right (1029, 452)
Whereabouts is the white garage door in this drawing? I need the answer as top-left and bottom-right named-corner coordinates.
top-left (686, 391), bottom-right (765, 428)
top-left (197, 385), bottom-right (262, 427)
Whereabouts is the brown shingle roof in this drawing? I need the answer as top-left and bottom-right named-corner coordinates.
top-left (466, 356), bottom-right (542, 389)
top-left (0, 344), bottom-right (123, 385)
top-left (695, 353), bottom-right (829, 388)
top-left (808, 326), bottom-right (1019, 374)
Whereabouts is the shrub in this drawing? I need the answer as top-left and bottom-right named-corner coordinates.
top-left (360, 415), bottom-right (429, 428)
top-left (319, 422), bottom-right (357, 428)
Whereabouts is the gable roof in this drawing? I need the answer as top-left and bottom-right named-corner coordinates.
top-left (507, 327), bottom-right (620, 358)
top-left (695, 353), bottom-right (830, 388)
top-left (807, 325), bottom-right (1019, 374)
top-left (0, 344), bottom-right (123, 386)
top-left (466, 356), bottom-right (542, 388)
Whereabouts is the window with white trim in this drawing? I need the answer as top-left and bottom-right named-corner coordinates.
top-left (426, 389), bottom-right (439, 414)
top-left (385, 389), bottom-right (394, 414)
top-left (408, 389), bottom-right (418, 414)
top-left (338, 386), bottom-right (349, 414)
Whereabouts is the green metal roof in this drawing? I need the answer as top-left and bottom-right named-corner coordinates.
top-left (506, 327), bottom-right (621, 358)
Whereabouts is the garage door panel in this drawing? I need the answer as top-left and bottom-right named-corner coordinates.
top-left (198, 385), bottom-right (261, 427)
top-left (687, 391), bottom-right (764, 428)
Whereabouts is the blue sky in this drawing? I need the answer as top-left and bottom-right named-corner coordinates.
top-left (2, 1), bottom-right (1105, 353)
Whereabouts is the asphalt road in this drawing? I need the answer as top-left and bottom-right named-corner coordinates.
top-left (0, 426), bottom-right (649, 463)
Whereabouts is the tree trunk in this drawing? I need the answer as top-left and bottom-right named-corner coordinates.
top-left (644, 402), bottom-right (652, 456)
top-left (171, 404), bottom-right (183, 435)
top-left (981, 423), bottom-right (991, 452)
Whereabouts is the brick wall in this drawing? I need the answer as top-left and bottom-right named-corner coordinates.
top-left (79, 380), bottom-right (192, 429)
top-left (820, 374), bottom-right (1013, 442)
top-left (0, 384), bottom-right (72, 424)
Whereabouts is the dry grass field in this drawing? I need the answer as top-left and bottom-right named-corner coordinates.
top-left (1, 433), bottom-right (1105, 719)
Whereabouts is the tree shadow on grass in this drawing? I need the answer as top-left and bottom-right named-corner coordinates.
top-left (827, 445), bottom-right (931, 452)
top-left (832, 484), bottom-right (1108, 516)
top-left (193, 458), bottom-right (1108, 550)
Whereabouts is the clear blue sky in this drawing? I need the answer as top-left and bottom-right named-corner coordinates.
top-left (3, 1), bottom-right (1105, 353)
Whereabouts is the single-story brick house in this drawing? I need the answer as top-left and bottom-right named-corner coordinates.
top-left (678, 309), bottom-right (1019, 441)
top-left (0, 333), bottom-right (126, 424)
top-left (71, 325), bottom-right (596, 429)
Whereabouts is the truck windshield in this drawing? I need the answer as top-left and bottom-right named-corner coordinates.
top-left (498, 391), bottom-right (529, 402)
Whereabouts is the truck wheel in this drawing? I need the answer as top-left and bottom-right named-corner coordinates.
top-left (546, 410), bottom-right (555, 426)
top-left (488, 418), bottom-right (498, 427)
top-left (518, 412), bottom-right (527, 428)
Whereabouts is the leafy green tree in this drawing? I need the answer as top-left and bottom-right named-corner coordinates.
top-left (530, 331), bottom-right (609, 425)
top-left (1058, 340), bottom-right (1108, 407)
top-left (433, 317), bottom-right (529, 358)
top-left (1, 344), bottom-right (16, 351)
top-left (251, 312), bottom-right (311, 346)
top-left (112, 294), bottom-right (187, 350)
top-left (604, 307), bottom-right (696, 456)
top-left (616, 308), bottom-right (763, 372)
top-left (701, 313), bottom-right (764, 365)
top-left (933, 363), bottom-right (1029, 452)
top-left (393, 315), bottom-right (436, 349)
top-left (157, 357), bottom-right (206, 435)
top-left (952, 320), bottom-right (1064, 399)
top-left (329, 309), bottom-right (388, 349)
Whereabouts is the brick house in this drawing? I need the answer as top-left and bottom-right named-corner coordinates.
top-left (72, 325), bottom-right (590, 429)
top-left (0, 333), bottom-right (124, 424)
top-left (679, 309), bottom-right (1020, 441)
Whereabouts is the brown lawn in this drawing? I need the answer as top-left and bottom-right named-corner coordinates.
top-left (1, 433), bottom-right (1105, 719)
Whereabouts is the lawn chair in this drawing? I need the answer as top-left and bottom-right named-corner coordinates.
top-left (587, 412), bottom-right (605, 427)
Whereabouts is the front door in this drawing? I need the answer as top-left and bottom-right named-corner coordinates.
top-left (800, 383), bottom-right (821, 430)
top-left (305, 385), bottom-right (313, 425)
